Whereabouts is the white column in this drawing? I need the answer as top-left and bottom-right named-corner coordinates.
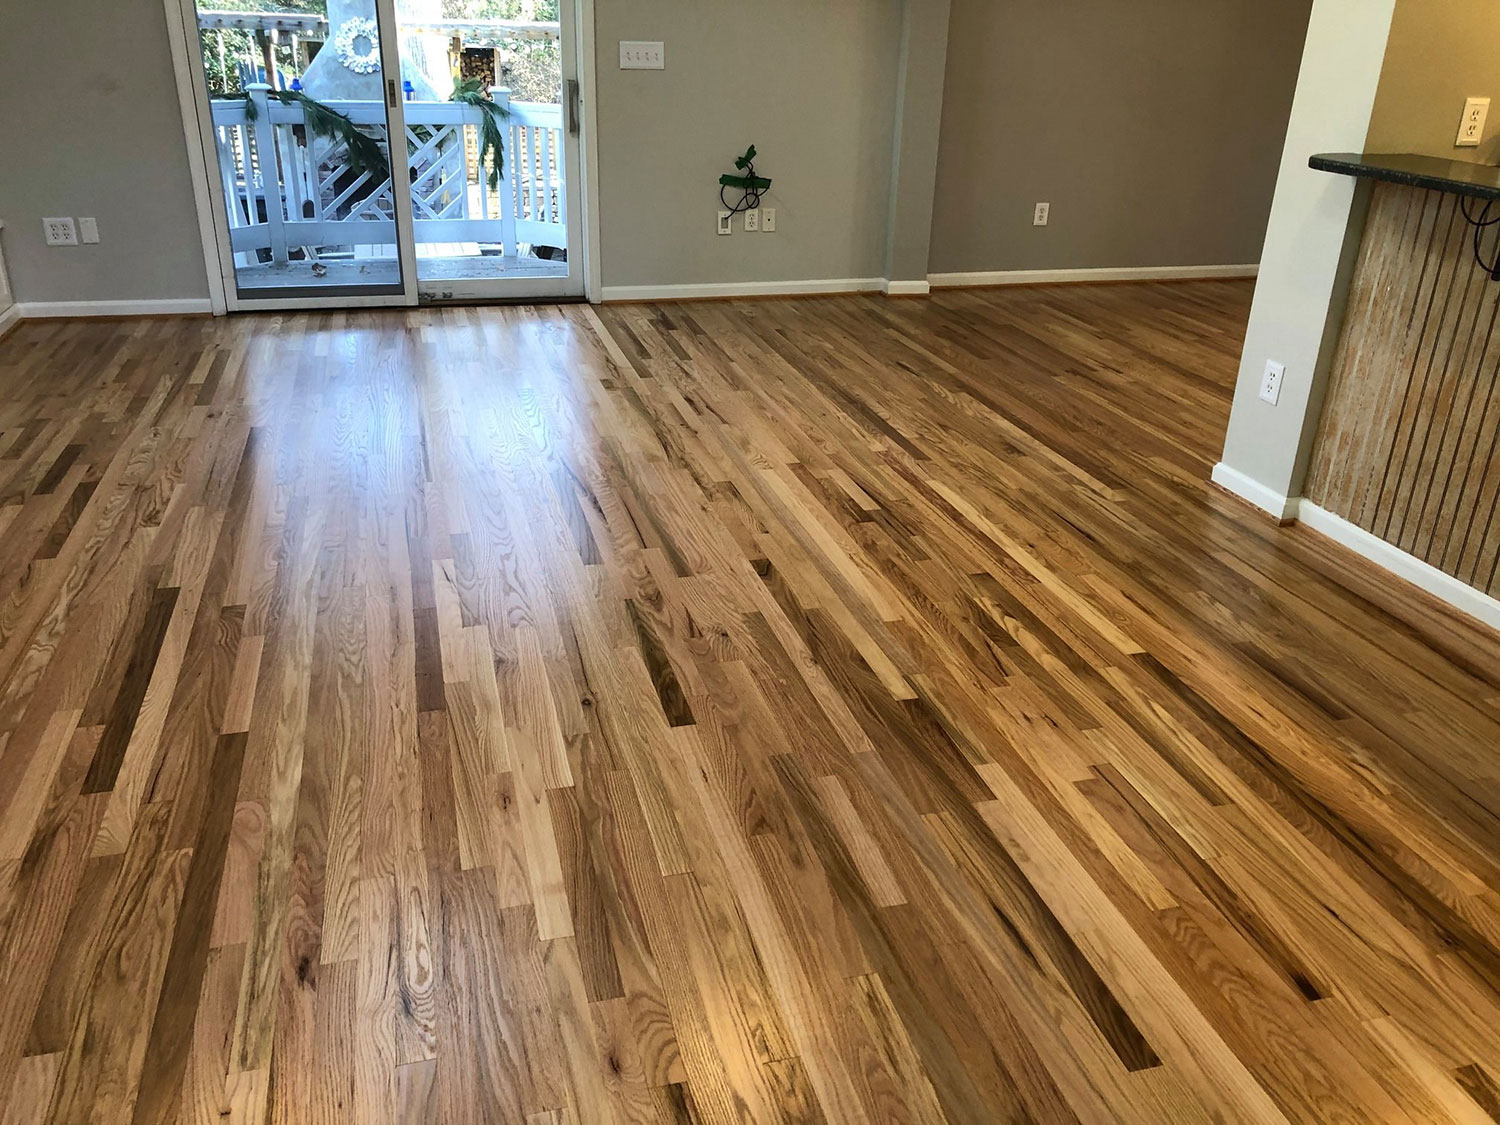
top-left (1214, 0), bottom-right (1398, 515)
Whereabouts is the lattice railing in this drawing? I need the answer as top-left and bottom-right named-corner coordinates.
top-left (209, 85), bottom-right (565, 262)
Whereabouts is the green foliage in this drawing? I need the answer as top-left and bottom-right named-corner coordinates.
top-left (244, 89), bottom-right (391, 182)
top-left (451, 76), bottom-right (511, 190)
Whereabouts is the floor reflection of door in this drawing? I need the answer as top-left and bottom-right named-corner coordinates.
top-left (179, 0), bottom-right (586, 310)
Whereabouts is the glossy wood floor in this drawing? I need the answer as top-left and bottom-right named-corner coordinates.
top-left (2, 284), bottom-right (1500, 1124)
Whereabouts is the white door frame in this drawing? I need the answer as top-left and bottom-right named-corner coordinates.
top-left (164, 0), bottom-right (601, 311)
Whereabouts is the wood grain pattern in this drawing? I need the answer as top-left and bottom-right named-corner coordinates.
top-left (1309, 181), bottom-right (1500, 595)
top-left (1, 285), bottom-right (1500, 1121)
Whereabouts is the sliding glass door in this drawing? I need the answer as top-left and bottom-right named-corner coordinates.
top-left (192, 0), bottom-right (415, 304)
top-left (181, 0), bottom-right (584, 309)
top-left (391, 0), bottom-right (584, 301)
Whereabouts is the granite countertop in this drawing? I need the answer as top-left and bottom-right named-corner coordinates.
top-left (1310, 152), bottom-right (1500, 201)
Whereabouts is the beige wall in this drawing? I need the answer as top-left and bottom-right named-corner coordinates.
top-left (928, 0), bottom-right (1312, 276)
top-left (1367, 0), bottom-right (1500, 162)
top-left (0, 0), bottom-right (210, 305)
top-left (592, 0), bottom-right (902, 292)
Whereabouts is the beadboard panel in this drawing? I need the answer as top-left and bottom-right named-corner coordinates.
top-left (1307, 181), bottom-right (1500, 597)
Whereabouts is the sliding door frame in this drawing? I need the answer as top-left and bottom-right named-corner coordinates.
top-left (164, 0), bottom-right (601, 311)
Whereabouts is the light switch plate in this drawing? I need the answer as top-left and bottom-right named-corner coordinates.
top-left (1458, 97), bottom-right (1490, 147)
top-left (620, 41), bottom-right (664, 69)
top-left (717, 210), bottom-right (732, 235)
top-left (43, 217), bottom-right (78, 246)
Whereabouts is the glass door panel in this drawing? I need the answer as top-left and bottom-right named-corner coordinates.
top-left (391, 0), bottom-right (583, 299)
top-left (194, 0), bottom-right (409, 301)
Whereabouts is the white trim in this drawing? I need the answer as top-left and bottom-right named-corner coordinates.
top-left (601, 278), bottom-right (886, 302)
top-left (883, 279), bottom-right (930, 297)
top-left (1211, 461), bottom-right (1300, 520)
top-left (1296, 502), bottom-right (1500, 634)
top-left (928, 264), bottom-right (1260, 288)
top-left (163, 0), bottom-right (229, 316)
top-left (578, 0), bottom-right (603, 303)
top-left (0, 303), bottom-right (20, 340)
top-left (16, 299), bottom-right (214, 319)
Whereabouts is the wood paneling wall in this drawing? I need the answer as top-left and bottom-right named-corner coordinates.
top-left (1308, 181), bottom-right (1500, 597)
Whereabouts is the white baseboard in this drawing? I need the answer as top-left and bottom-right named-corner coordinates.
top-left (883, 279), bottom-right (930, 297)
top-left (600, 278), bottom-right (885, 302)
top-left (16, 298), bottom-right (214, 319)
top-left (928, 264), bottom-right (1259, 289)
top-left (1296, 502), bottom-right (1500, 634)
top-left (0, 303), bottom-right (19, 340)
top-left (1211, 462), bottom-right (1300, 521)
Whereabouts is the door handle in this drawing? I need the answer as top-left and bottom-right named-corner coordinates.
top-left (566, 79), bottom-right (580, 136)
top-left (386, 78), bottom-right (399, 109)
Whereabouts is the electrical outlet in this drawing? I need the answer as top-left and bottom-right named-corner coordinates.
top-left (1457, 97), bottom-right (1490, 147)
top-left (79, 217), bottom-right (100, 244)
top-left (743, 209), bottom-right (759, 232)
top-left (717, 210), bottom-right (732, 235)
top-left (1259, 360), bottom-right (1285, 405)
top-left (43, 217), bottom-right (78, 246)
top-left (619, 41), bottom-right (664, 69)
top-left (1033, 202), bottom-right (1050, 227)
top-left (762, 207), bottom-right (776, 232)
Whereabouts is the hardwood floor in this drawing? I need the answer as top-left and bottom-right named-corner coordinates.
top-left (1, 283), bottom-right (1499, 1122)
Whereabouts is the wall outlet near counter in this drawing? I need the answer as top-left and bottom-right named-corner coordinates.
top-left (1033, 201), bottom-right (1050, 226)
top-left (1457, 97), bottom-right (1490, 147)
top-left (1260, 360), bottom-right (1285, 405)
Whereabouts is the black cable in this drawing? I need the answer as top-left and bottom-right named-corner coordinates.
top-left (720, 156), bottom-right (766, 215)
top-left (1459, 197), bottom-right (1500, 278)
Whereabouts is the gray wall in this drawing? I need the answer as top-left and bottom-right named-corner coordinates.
top-left (593, 0), bottom-right (903, 290)
top-left (928, 0), bottom-right (1312, 276)
top-left (1366, 0), bottom-right (1500, 164)
top-left (0, 0), bottom-right (210, 304)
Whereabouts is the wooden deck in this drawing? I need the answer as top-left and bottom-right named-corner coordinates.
top-left (1, 284), bottom-right (1499, 1121)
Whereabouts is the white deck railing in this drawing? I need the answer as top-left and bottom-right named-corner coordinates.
top-left (211, 84), bottom-right (565, 262)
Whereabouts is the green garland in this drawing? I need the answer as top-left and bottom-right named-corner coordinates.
top-left (242, 88), bottom-right (390, 182)
top-left (233, 78), bottom-right (511, 194)
top-left (450, 77), bottom-right (510, 190)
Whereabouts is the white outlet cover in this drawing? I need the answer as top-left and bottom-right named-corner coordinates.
top-left (1260, 360), bottom-right (1286, 405)
top-left (1033, 202), bottom-right (1050, 226)
top-left (43, 217), bottom-right (78, 246)
top-left (1458, 97), bottom-right (1491, 147)
top-left (743, 208), bottom-right (759, 232)
top-left (79, 217), bottom-right (100, 244)
top-left (620, 41), bottom-right (664, 69)
top-left (717, 210), bottom-right (732, 235)
top-left (762, 208), bottom-right (776, 232)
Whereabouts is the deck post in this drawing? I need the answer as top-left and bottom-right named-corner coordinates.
top-left (491, 88), bottom-right (519, 257)
top-left (246, 83), bottom-right (289, 263)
